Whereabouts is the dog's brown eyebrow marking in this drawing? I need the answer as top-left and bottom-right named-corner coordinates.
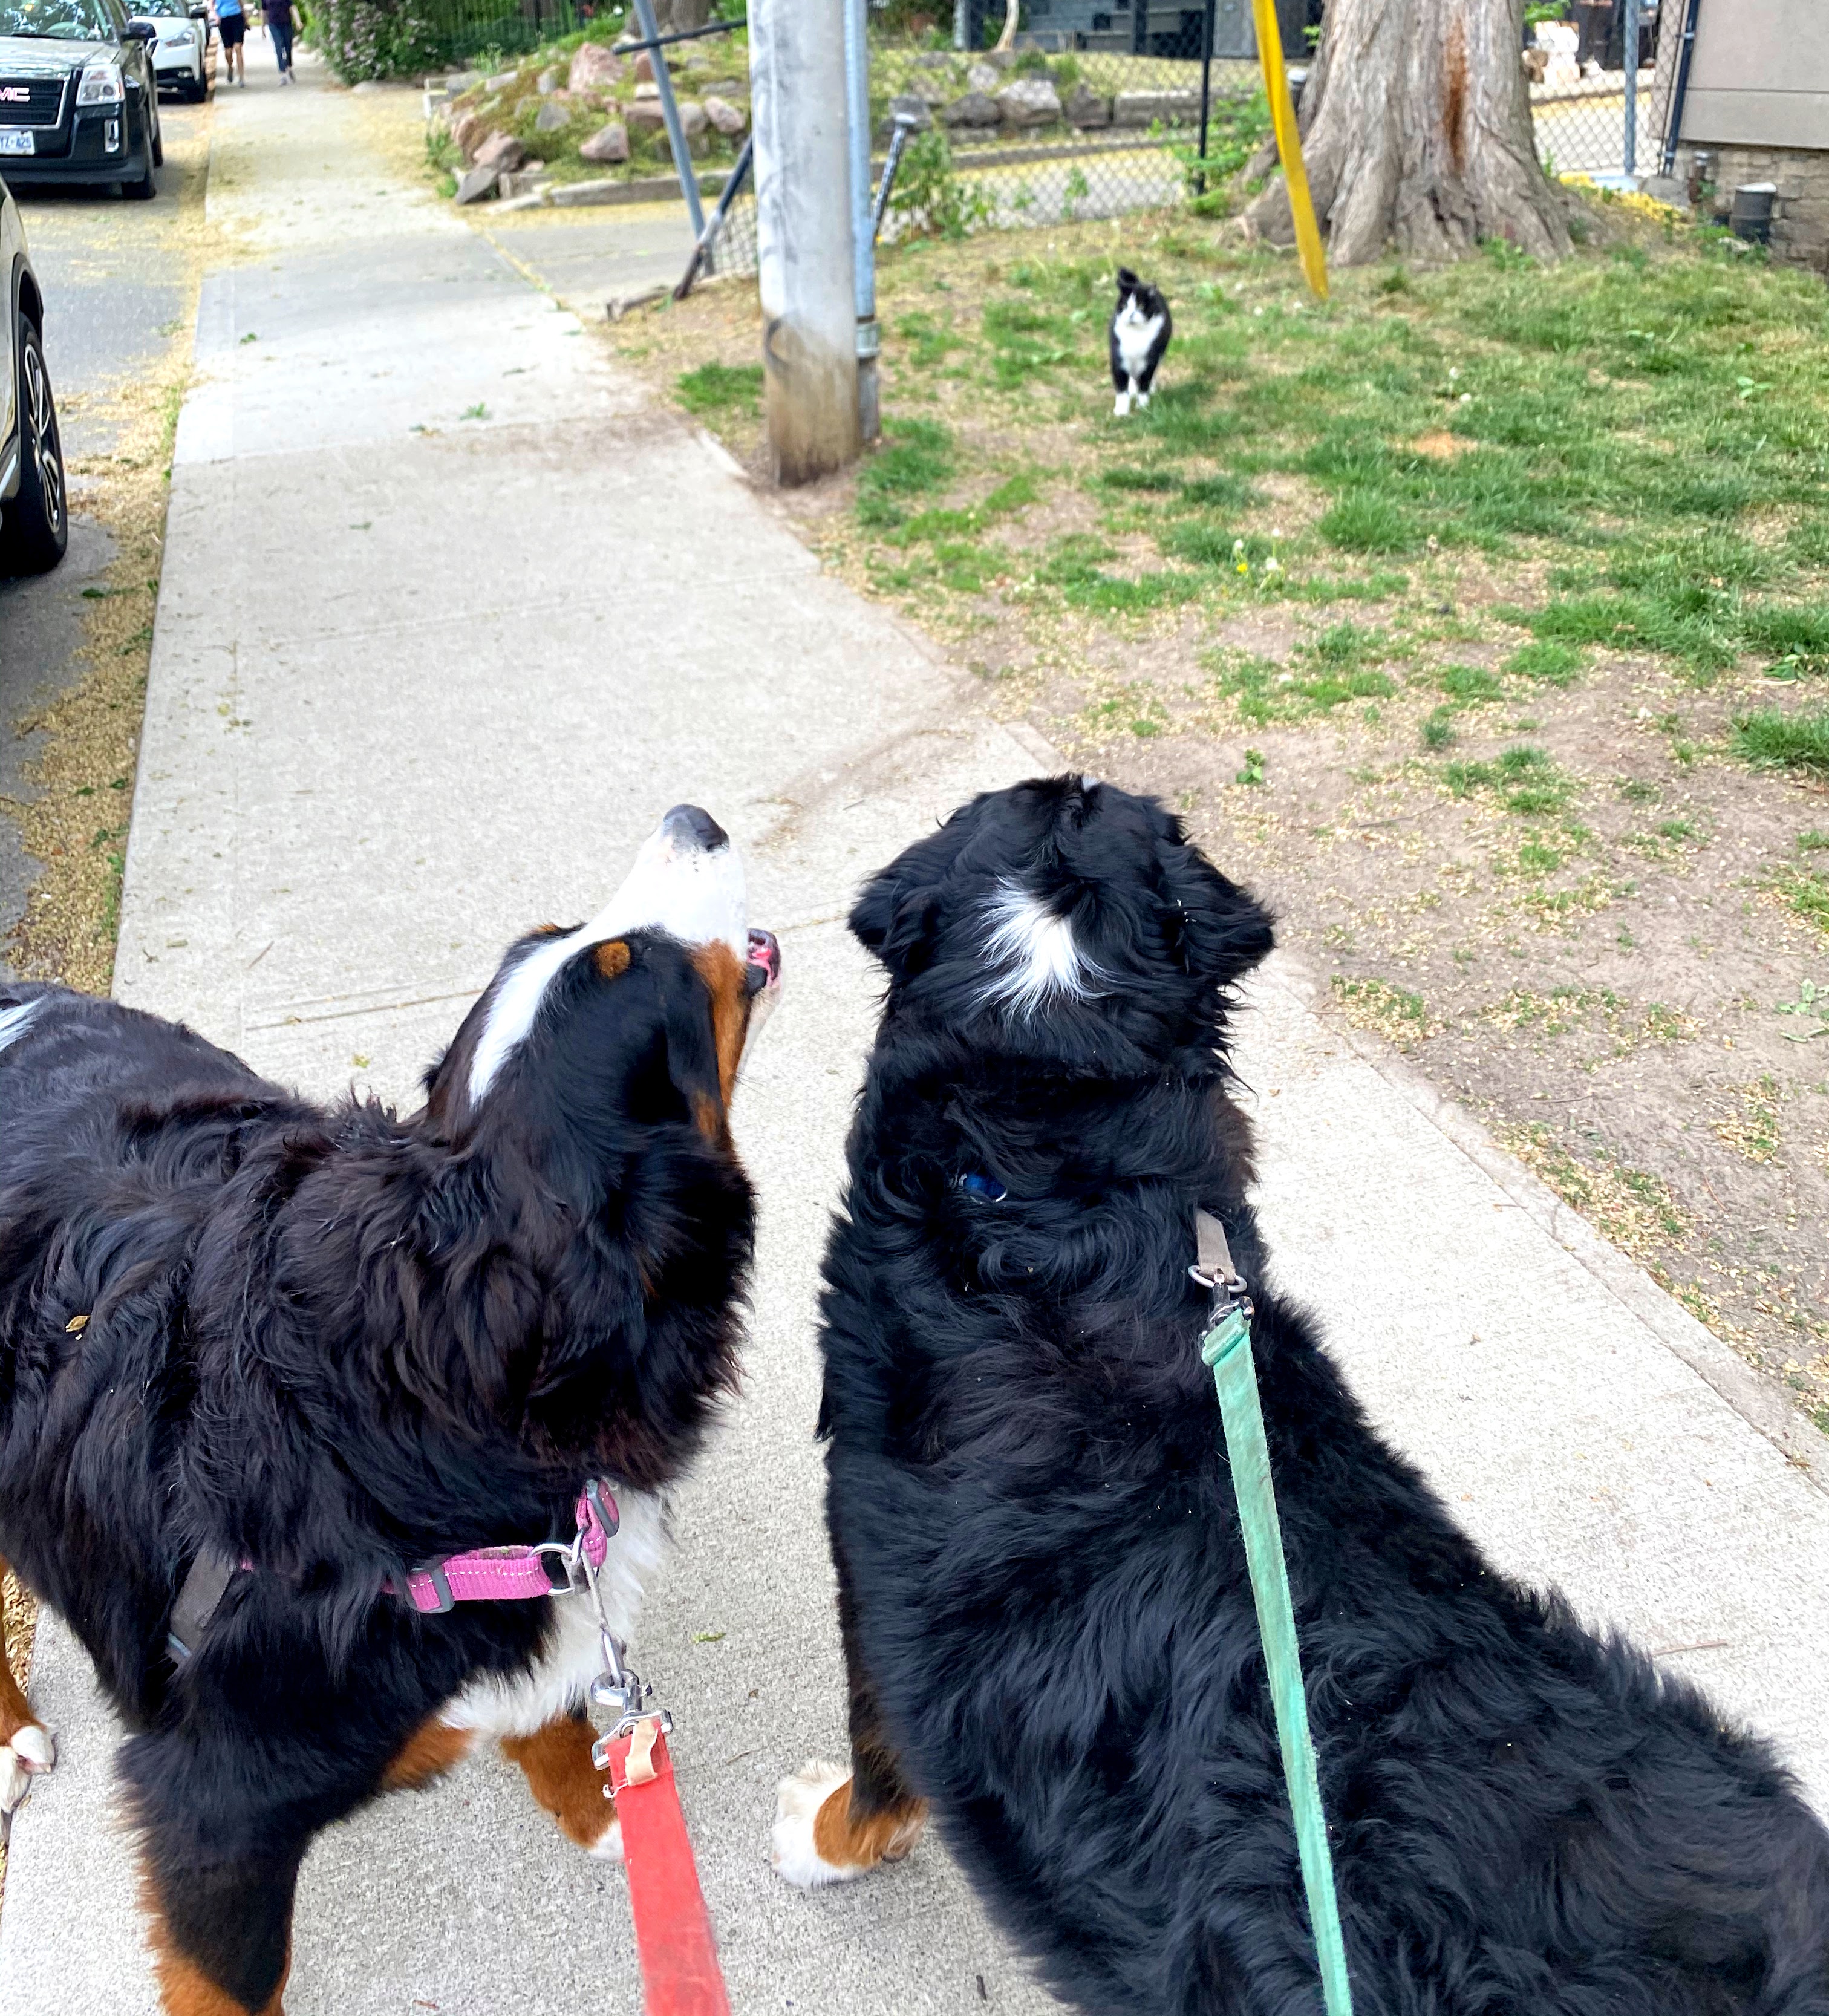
top-left (594, 941), bottom-right (631, 980)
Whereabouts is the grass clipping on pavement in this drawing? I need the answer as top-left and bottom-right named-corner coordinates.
top-left (614, 191), bottom-right (1829, 1438)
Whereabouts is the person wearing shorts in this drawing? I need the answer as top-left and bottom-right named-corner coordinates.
top-left (215, 0), bottom-right (246, 86)
top-left (264, 0), bottom-right (294, 81)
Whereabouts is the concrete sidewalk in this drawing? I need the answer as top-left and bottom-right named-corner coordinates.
top-left (2, 54), bottom-right (1826, 2016)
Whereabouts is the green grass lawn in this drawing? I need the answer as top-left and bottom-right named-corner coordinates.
top-left (627, 192), bottom-right (1829, 1421)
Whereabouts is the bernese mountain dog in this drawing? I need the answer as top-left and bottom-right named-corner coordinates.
top-left (772, 775), bottom-right (1829, 2015)
top-left (0, 803), bottom-right (781, 2016)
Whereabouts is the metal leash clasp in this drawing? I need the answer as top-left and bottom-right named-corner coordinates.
top-left (572, 1521), bottom-right (671, 1789)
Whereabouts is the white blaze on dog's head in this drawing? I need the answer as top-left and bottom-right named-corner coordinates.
top-left (0, 1000), bottom-right (42, 1057)
top-left (977, 881), bottom-right (1106, 1019)
top-left (468, 804), bottom-right (752, 1106)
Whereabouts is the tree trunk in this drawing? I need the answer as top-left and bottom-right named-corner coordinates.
top-left (1247, 0), bottom-right (1570, 266)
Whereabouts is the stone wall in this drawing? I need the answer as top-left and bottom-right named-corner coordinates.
top-left (1674, 142), bottom-right (1829, 275)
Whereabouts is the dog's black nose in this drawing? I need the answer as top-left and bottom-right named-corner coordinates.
top-left (662, 804), bottom-right (729, 854)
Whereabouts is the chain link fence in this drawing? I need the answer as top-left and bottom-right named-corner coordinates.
top-left (1524, 2), bottom-right (1672, 186)
top-left (670, 1), bottom-right (1687, 290)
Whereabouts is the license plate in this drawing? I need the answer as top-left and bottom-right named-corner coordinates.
top-left (0, 129), bottom-right (33, 157)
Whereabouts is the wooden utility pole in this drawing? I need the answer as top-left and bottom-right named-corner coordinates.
top-left (749, 0), bottom-right (861, 485)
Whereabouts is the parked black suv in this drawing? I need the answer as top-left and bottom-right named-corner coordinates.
top-left (0, 0), bottom-right (161, 201)
top-left (1, 174), bottom-right (66, 573)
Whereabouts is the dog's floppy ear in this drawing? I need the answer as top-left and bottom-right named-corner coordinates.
top-left (1156, 827), bottom-right (1274, 990)
top-left (850, 869), bottom-right (944, 984)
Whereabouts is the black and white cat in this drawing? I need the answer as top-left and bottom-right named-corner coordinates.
top-left (1109, 267), bottom-right (1172, 416)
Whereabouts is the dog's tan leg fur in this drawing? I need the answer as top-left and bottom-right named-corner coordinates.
top-left (502, 1713), bottom-right (622, 1858)
top-left (382, 1715), bottom-right (476, 1791)
top-left (814, 1777), bottom-right (929, 1871)
top-left (0, 1556), bottom-right (56, 1824)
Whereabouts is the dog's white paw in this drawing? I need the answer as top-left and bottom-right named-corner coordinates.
top-left (0, 1721), bottom-right (57, 1819)
top-left (590, 1812), bottom-right (625, 1863)
top-left (1112, 393), bottom-right (1131, 417)
top-left (1136, 390), bottom-right (1151, 409)
top-left (770, 1759), bottom-right (859, 1889)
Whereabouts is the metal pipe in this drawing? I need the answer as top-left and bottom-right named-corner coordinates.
top-left (674, 134), bottom-right (754, 300)
top-left (616, 15), bottom-right (746, 56)
top-left (1622, 0), bottom-right (1640, 180)
top-left (1660, 0), bottom-right (1702, 179)
top-left (843, 0), bottom-right (879, 443)
top-left (872, 114), bottom-right (919, 240)
top-left (629, 0), bottom-right (706, 240)
top-left (1195, 0), bottom-right (1216, 196)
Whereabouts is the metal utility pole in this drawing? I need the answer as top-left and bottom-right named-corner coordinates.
top-left (749, 0), bottom-right (861, 485)
top-left (843, 0), bottom-right (879, 444)
top-left (1621, 0), bottom-right (1640, 181)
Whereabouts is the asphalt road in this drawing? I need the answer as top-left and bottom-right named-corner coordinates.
top-left (0, 83), bottom-right (209, 979)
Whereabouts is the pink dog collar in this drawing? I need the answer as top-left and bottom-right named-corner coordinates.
top-left (387, 1479), bottom-right (619, 1615)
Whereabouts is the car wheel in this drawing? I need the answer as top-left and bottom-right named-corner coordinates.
top-left (125, 143), bottom-right (158, 198)
top-left (152, 109), bottom-right (164, 167)
top-left (1, 315), bottom-right (69, 576)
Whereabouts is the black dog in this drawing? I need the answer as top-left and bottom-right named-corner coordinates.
top-left (0, 804), bottom-right (780, 2016)
top-left (772, 775), bottom-right (1829, 2015)
top-left (1110, 266), bottom-right (1171, 417)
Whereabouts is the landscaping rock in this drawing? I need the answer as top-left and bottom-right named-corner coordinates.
top-left (941, 91), bottom-right (1001, 129)
top-left (579, 118), bottom-right (630, 164)
top-left (627, 98), bottom-right (668, 137)
top-left (568, 42), bottom-right (624, 92)
top-left (497, 166), bottom-right (552, 197)
top-left (1064, 83), bottom-right (1112, 128)
top-left (882, 93), bottom-right (932, 135)
top-left (703, 94), bottom-right (747, 137)
top-left (996, 77), bottom-right (1060, 126)
top-left (471, 129), bottom-right (525, 174)
top-left (677, 99), bottom-right (709, 141)
top-left (454, 165), bottom-right (498, 204)
top-left (484, 69), bottom-right (518, 90)
top-left (534, 98), bottom-right (570, 132)
top-left (536, 65), bottom-right (559, 94)
top-left (452, 109), bottom-right (484, 158)
top-left (967, 60), bottom-right (1001, 95)
top-left (633, 49), bottom-right (656, 80)
top-left (633, 80), bottom-right (659, 100)
top-left (445, 68), bottom-right (482, 93)
top-left (905, 70), bottom-right (954, 105)
top-left (1113, 87), bottom-right (1199, 127)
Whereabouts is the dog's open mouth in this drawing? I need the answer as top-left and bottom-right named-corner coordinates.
top-left (746, 927), bottom-right (783, 996)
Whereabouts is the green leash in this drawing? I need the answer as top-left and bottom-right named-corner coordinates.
top-left (1195, 1211), bottom-right (1354, 2016)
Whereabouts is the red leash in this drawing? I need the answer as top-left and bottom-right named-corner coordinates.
top-left (601, 1718), bottom-right (731, 2016)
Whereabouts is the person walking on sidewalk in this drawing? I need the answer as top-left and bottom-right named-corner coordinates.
top-left (213, 0), bottom-right (247, 86)
top-left (264, 0), bottom-right (295, 82)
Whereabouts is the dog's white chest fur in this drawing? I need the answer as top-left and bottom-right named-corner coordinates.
top-left (439, 1487), bottom-right (667, 1740)
top-left (1115, 307), bottom-right (1164, 376)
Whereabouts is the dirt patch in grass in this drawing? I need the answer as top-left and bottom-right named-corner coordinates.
top-left (607, 194), bottom-right (1829, 1441)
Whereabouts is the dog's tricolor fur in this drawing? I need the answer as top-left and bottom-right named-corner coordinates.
top-left (0, 804), bottom-right (778, 2015)
top-left (1110, 267), bottom-right (1171, 417)
top-left (774, 776), bottom-right (1829, 2015)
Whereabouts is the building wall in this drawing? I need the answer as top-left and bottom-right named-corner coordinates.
top-left (1678, 0), bottom-right (1829, 151)
top-left (1673, 141), bottom-right (1829, 273)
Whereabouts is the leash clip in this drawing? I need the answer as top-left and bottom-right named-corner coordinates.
top-left (1191, 1208), bottom-right (1254, 1322)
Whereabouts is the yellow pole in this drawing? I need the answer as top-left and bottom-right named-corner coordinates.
top-left (1251, 0), bottom-right (1329, 301)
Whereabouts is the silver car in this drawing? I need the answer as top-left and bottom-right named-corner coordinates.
top-left (1, 174), bottom-right (66, 575)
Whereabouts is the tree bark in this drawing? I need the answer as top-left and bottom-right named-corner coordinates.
top-left (1247, 0), bottom-right (1571, 266)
